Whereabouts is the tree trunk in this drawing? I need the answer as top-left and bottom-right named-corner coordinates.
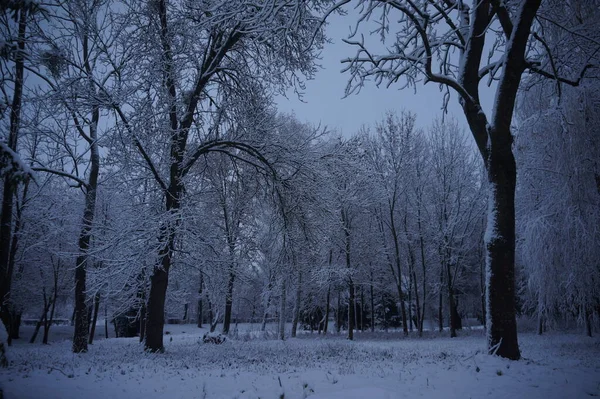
top-left (370, 276), bottom-right (375, 332)
top-left (382, 293), bottom-right (388, 332)
top-left (447, 264), bottom-right (457, 338)
top-left (197, 273), bottom-right (203, 328)
top-left (145, 262), bottom-right (170, 351)
top-left (407, 276), bottom-right (413, 333)
top-left (278, 279), bottom-right (286, 340)
top-left (139, 303), bottom-right (146, 342)
top-left (485, 136), bottom-right (520, 359)
top-left (585, 306), bottom-right (592, 337)
top-left (417, 202), bottom-right (427, 336)
top-left (480, 249), bottom-right (486, 329)
top-left (438, 267), bottom-right (444, 332)
top-left (88, 293), bottom-right (100, 344)
top-left (42, 289), bottom-right (58, 345)
top-left (261, 274), bottom-right (274, 332)
top-left (0, 8), bottom-right (27, 347)
top-left (323, 285), bottom-right (330, 335)
top-left (360, 286), bottom-right (365, 332)
top-left (335, 291), bottom-right (341, 334)
top-left (222, 271), bottom-right (235, 335)
top-left (347, 279), bottom-right (355, 340)
top-left (104, 303), bottom-right (109, 339)
top-left (390, 212), bottom-right (408, 335)
top-left (7, 312), bottom-right (21, 341)
top-left (291, 271), bottom-right (302, 338)
top-left (30, 300), bottom-right (51, 344)
top-left (412, 267), bottom-right (421, 335)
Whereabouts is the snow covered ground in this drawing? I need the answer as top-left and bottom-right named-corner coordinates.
top-left (1, 324), bottom-right (599, 399)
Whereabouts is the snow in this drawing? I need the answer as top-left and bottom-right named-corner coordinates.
top-left (1, 324), bottom-right (599, 399)
top-left (0, 141), bottom-right (34, 182)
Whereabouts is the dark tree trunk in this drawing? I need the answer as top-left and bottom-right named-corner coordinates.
top-left (261, 273), bottom-right (274, 332)
top-left (480, 246), bottom-right (486, 330)
top-left (438, 267), bottom-right (444, 333)
top-left (412, 267), bottom-right (420, 334)
top-left (104, 303), bottom-right (109, 338)
top-left (417, 193), bottom-right (427, 336)
top-left (0, 8), bottom-right (27, 346)
top-left (342, 209), bottom-right (355, 340)
top-left (291, 271), bottom-right (302, 338)
top-left (278, 279), bottom-right (286, 340)
top-left (585, 306), bottom-right (592, 337)
top-left (382, 293), bottom-right (388, 332)
top-left (360, 286), bottom-right (365, 332)
top-left (485, 137), bottom-right (520, 358)
top-left (113, 319), bottom-right (119, 338)
top-left (447, 265), bottom-right (457, 338)
top-left (29, 315), bottom-right (43, 344)
top-left (182, 303), bottom-right (188, 322)
top-left (8, 312), bottom-right (21, 340)
top-left (335, 291), bottom-right (341, 334)
top-left (88, 293), bottom-right (100, 344)
top-left (197, 273), bottom-right (203, 328)
top-left (323, 285), bottom-right (330, 335)
top-left (347, 279), bottom-right (355, 340)
top-left (222, 271), bottom-right (235, 335)
top-left (370, 275), bottom-right (375, 332)
top-left (30, 300), bottom-right (51, 344)
top-left (139, 303), bottom-right (146, 342)
top-left (390, 210), bottom-right (408, 335)
top-left (407, 278), bottom-right (413, 333)
top-left (145, 262), bottom-right (170, 351)
top-left (43, 289), bottom-right (57, 345)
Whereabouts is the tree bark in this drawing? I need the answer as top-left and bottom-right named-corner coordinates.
top-left (485, 139), bottom-right (519, 359)
top-left (139, 303), bottom-right (146, 342)
top-left (291, 271), bottom-right (302, 338)
top-left (30, 298), bottom-right (51, 344)
top-left (370, 274), bottom-right (375, 332)
top-left (323, 285), bottom-right (330, 335)
top-left (360, 286), bottom-right (365, 332)
top-left (0, 8), bottom-right (27, 346)
top-left (197, 273), bottom-right (203, 328)
top-left (347, 279), bottom-right (355, 340)
top-left (335, 291), bottom-right (341, 334)
top-left (222, 271), bottom-right (235, 335)
top-left (447, 264), bottom-right (457, 338)
top-left (390, 207), bottom-right (408, 335)
top-left (42, 288), bottom-right (58, 345)
top-left (88, 293), bottom-right (100, 344)
top-left (585, 306), bottom-right (592, 337)
top-left (104, 304), bottom-right (109, 339)
top-left (278, 279), bottom-right (286, 340)
top-left (438, 267), bottom-right (444, 332)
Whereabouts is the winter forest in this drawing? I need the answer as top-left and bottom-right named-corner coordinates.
top-left (0, 0), bottom-right (599, 398)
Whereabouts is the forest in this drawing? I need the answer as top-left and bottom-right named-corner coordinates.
top-left (0, 1), bottom-right (599, 398)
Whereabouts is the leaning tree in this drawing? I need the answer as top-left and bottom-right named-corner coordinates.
top-left (329, 0), bottom-right (600, 359)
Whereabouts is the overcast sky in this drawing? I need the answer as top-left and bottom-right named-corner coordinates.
top-left (275, 6), bottom-right (496, 137)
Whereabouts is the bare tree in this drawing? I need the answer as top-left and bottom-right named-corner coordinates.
top-left (331, 0), bottom-right (600, 359)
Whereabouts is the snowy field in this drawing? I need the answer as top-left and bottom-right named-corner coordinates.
top-left (1, 324), bottom-right (599, 399)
